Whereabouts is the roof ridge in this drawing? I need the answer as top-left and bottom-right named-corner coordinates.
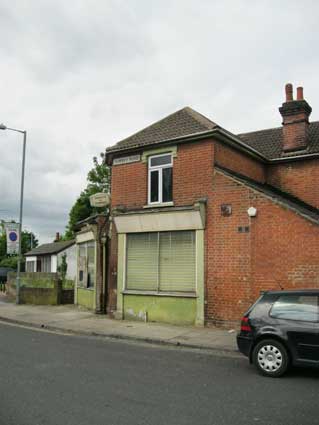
top-left (182, 106), bottom-right (217, 129)
top-left (25, 239), bottom-right (75, 256)
top-left (238, 120), bottom-right (319, 138)
top-left (113, 106), bottom-right (216, 149)
top-left (114, 107), bottom-right (189, 147)
top-left (238, 126), bottom-right (282, 137)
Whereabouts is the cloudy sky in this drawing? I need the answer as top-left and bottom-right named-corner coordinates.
top-left (0, 0), bottom-right (318, 243)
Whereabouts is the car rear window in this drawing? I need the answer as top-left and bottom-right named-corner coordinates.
top-left (270, 294), bottom-right (319, 322)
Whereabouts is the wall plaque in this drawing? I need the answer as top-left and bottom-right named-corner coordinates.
top-left (113, 155), bottom-right (140, 166)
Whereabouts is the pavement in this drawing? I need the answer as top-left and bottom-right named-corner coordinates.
top-left (0, 293), bottom-right (237, 352)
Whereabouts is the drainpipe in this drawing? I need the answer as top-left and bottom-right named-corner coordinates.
top-left (101, 232), bottom-right (108, 314)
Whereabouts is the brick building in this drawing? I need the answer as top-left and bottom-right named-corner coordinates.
top-left (105, 83), bottom-right (319, 327)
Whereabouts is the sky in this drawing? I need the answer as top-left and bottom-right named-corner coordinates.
top-left (0, 0), bottom-right (318, 243)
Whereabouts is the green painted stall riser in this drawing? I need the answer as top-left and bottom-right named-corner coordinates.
top-left (77, 288), bottom-right (95, 310)
top-left (123, 295), bottom-right (196, 325)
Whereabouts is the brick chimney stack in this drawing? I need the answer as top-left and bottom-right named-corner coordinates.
top-left (55, 232), bottom-right (60, 242)
top-left (279, 83), bottom-right (312, 152)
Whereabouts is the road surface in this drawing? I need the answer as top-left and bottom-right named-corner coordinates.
top-left (0, 322), bottom-right (318, 425)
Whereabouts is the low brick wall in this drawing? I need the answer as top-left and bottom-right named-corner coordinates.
top-left (7, 272), bottom-right (74, 305)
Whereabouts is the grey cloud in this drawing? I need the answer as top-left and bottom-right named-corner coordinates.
top-left (1, 0), bottom-right (319, 242)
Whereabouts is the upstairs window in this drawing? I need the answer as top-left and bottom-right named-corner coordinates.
top-left (148, 153), bottom-right (173, 204)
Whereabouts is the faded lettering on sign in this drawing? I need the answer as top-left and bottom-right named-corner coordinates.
top-left (113, 155), bottom-right (140, 166)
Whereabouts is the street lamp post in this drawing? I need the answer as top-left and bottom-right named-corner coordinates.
top-left (0, 124), bottom-right (27, 304)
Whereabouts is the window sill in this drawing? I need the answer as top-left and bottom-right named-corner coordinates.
top-left (143, 202), bottom-right (174, 209)
top-left (77, 286), bottom-right (94, 291)
top-left (122, 290), bottom-right (197, 298)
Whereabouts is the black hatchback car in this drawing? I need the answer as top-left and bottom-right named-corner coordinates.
top-left (237, 289), bottom-right (319, 377)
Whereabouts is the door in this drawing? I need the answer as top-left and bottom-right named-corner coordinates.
top-left (270, 294), bottom-right (319, 363)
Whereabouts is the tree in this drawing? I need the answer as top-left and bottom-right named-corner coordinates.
top-left (64, 154), bottom-right (110, 239)
top-left (57, 253), bottom-right (68, 282)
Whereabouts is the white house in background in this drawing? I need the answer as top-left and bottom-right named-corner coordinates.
top-left (25, 239), bottom-right (76, 281)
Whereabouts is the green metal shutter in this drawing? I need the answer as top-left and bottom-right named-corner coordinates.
top-left (159, 231), bottom-right (196, 292)
top-left (126, 233), bottom-right (158, 291)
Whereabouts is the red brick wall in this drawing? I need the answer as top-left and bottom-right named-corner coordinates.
top-left (111, 160), bottom-right (147, 208)
top-left (110, 139), bottom-right (319, 326)
top-left (111, 139), bottom-right (215, 209)
top-left (282, 111), bottom-right (309, 151)
top-left (173, 140), bottom-right (214, 205)
top-left (208, 171), bottom-right (252, 325)
top-left (214, 142), bottom-right (266, 183)
top-left (208, 170), bottom-right (319, 326)
top-left (267, 160), bottom-right (319, 208)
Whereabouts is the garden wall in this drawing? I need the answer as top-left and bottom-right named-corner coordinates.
top-left (7, 272), bottom-right (74, 305)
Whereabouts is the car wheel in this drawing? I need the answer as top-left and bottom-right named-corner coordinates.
top-left (252, 339), bottom-right (289, 377)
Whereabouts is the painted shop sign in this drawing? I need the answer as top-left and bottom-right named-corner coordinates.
top-left (113, 154), bottom-right (140, 166)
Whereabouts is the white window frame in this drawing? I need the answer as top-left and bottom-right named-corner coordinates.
top-left (26, 260), bottom-right (35, 272)
top-left (148, 153), bottom-right (173, 205)
top-left (77, 240), bottom-right (96, 289)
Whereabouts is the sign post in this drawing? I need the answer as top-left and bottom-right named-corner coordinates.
top-left (0, 125), bottom-right (27, 305)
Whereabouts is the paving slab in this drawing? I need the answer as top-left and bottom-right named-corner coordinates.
top-left (0, 297), bottom-right (238, 353)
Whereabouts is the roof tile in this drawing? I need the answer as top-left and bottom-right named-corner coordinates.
top-left (105, 105), bottom-right (319, 161)
top-left (25, 240), bottom-right (75, 257)
top-left (238, 121), bottom-right (319, 159)
top-left (106, 107), bottom-right (216, 153)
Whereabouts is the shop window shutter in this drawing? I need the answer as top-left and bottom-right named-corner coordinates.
top-left (159, 231), bottom-right (196, 292)
top-left (126, 233), bottom-right (158, 291)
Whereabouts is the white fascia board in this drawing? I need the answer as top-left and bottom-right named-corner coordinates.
top-left (25, 256), bottom-right (37, 262)
top-left (76, 231), bottom-right (95, 243)
top-left (114, 209), bottom-right (204, 233)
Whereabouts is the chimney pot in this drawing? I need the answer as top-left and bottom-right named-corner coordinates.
top-left (285, 83), bottom-right (293, 102)
top-left (297, 86), bottom-right (304, 100)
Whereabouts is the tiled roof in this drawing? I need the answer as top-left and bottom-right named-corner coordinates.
top-left (25, 240), bottom-right (75, 257)
top-left (105, 107), bottom-right (217, 153)
top-left (216, 165), bottom-right (319, 225)
top-left (105, 105), bottom-right (319, 161)
top-left (237, 121), bottom-right (319, 159)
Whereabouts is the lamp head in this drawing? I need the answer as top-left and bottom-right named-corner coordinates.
top-left (0, 124), bottom-right (7, 130)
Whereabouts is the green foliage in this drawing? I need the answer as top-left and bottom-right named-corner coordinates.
top-left (87, 155), bottom-right (110, 193)
top-left (0, 256), bottom-right (21, 269)
top-left (64, 154), bottom-right (110, 239)
top-left (0, 221), bottom-right (38, 270)
top-left (22, 231), bottom-right (39, 253)
top-left (57, 253), bottom-right (68, 282)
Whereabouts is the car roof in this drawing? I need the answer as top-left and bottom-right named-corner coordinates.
top-left (264, 289), bottom-right (319, 295)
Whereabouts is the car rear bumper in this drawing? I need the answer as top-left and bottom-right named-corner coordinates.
top-left (237, 335), bottom-right (253, 357)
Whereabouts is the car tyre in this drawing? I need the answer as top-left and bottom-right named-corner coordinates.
top-left (252, 339), bottom-right (289, 377)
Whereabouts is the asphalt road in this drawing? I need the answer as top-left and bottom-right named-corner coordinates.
top-left (0, 323), bottom-right (318, 425)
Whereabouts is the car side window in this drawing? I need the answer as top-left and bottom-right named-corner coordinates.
top-left (270, 295), bottom-right (319, 322)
